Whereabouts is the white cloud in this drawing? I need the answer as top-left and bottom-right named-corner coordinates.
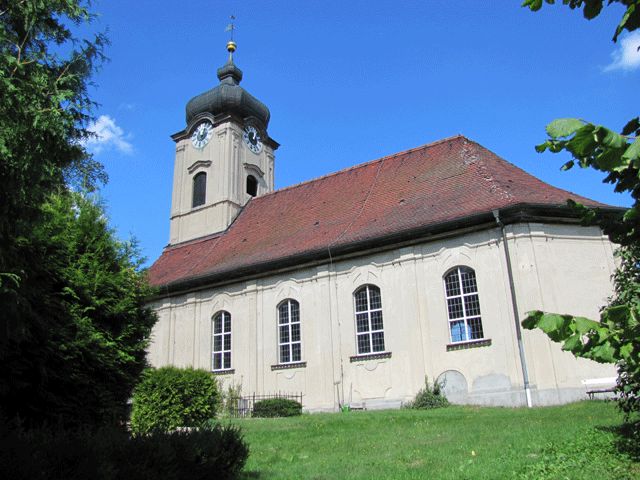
top-left (85, 115), bottom-right (133, 154)
top-left (604, 31), bottom-right (640, 72)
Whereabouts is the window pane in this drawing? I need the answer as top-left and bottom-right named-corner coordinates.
top-left (450, 320), bottom-right (467, 342)
top-left (278, 303), bottom-right (289, 324)
top-left (355, 313), bottom-right (369, 333)
top-left (213, 336), bottom-right (222, 352)
top-left (447, 297), bottom-right (464, 319)
top-left (370, 310), bottom-right (384, 331)
top-left (280, 325), bottom-right (289, 343)
top-left (368, 287), bottom-right (382, 310)
top-left (354, 288), bottom-right (368, 312)
top-left (464, 294), bottom-right (481, 316)
top-left (292, 343), bottom-right (301, 362)
top-left (291, 323), bottom-right (300, 342)
top-left (444, 271), bottom-right (461, 296)
top-left (357, 334), bottom-right (371, 354)
top-left (280, 345), bottom-right (290, 363)
top-left (290, 301), bottom-right (299, 322)
top-left (468, 317), bottom-right (484, 339)
top-left (460, 268), bottom-right (478, 294)
top-left (223, 333), bottom-right (231, 351)
top-left (214, 316), bottom-right (222, 334)
top-left (192, 172), bottom-right (206, 208)
top-left (371, 332), bottom-right (385, 352)
top-left (223, 352), bottom-right (231, 369)
top-left (213, 353), bottom-right (221, 370)
top-left (224, 314), bottom-right (231, 333)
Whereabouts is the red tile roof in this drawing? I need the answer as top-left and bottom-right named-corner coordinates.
top-left (148, 135), bottom-right (608, 292)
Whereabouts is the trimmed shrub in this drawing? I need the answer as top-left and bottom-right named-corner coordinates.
top-left (0, 420), bottom-right (248, 480)
top-left (252, 398), bottom-right (302, 418)
top-left (130, 367), bottom-right (220, 434)
top-left (407, 377), bottom-right (449, 409)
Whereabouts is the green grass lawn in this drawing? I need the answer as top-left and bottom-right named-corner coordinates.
top-left (232, 401), bottom-right (639, 480)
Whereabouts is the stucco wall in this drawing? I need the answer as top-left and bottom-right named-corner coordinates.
top-left (147, 222), bottom-right (617, 410)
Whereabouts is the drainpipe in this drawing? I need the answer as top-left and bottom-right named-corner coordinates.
top-left (493, 210), bottom-right (533, 408)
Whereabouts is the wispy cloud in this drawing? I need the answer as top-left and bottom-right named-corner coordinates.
top-left (604, 31), bottom-right (640, 72)
top-left (85, 115), bottom-right (133, 154)
top-left (118, 102), bottom-right (137, 111)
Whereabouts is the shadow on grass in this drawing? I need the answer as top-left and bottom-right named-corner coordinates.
top-left (239, 470), bottom-right (267, 479)
top-left (598, 420), bottom-right (640, 462)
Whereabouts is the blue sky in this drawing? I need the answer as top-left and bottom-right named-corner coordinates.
top-left (84, 1), bottom-right (638, 265)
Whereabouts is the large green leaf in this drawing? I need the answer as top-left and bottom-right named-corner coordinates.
top-left (622, 138), bottom-right (640, 162)
top-left (546, 118), bottom-right (584, 138)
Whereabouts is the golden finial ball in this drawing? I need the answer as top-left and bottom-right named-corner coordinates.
top-left (226, 41), bottom-right (237, 53)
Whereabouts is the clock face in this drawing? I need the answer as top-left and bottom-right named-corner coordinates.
top-left (243, 125), bottom-right (263, 154)
top-left (191, 121), bottom-right (213, 149)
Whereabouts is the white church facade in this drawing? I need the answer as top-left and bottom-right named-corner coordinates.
top-left (147, 42), bottom-right (618, 410)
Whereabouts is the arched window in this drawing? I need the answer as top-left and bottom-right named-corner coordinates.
top-left (277, 299), bottom-right (301, 363)
top-left (443, 266), bottom-right (484, 343)
top-left (192, 172), bottom-right (206, 208)
top-left (354, 285), bottom-right (385, 354)
top-left (212, 311), bottom-right (231, 371)
top-left (246, 174), bottom-right (258, 197)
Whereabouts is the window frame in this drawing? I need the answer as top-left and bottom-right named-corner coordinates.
top-left (443, 266), bottom-right (485, 344)
top-left (353, 284), bottom-right (386, 355)
top-left (277, 299), bottom-right (302, 364)
top-left (192, 171), bottom-right (207, 208)
top-left (212, 310), bottom-right (232, 371)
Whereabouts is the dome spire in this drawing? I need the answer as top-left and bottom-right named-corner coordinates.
top-left (225, 15), bottom-right (237, 63)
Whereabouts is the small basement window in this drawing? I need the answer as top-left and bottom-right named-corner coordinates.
top-left (246, 175), bottom-right (258, 197)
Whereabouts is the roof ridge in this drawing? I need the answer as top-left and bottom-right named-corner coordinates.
top-left (257, 134), bottom-right (467, 199)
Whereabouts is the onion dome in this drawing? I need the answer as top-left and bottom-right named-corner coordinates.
top-left (185, 41), bottom-right (270, 128)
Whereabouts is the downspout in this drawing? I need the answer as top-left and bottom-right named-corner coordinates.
top-left (493, 210), bottom-right (533, 408)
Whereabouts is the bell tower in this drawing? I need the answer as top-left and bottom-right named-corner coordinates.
top-left (168, 40), bottom-right (278, 245)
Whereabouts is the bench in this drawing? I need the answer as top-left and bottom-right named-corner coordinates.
top-left (581, 377), bottom-right (617, 400)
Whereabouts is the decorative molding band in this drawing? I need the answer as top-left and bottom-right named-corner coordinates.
top-left (446, 338), bottom-right (492, 352)
top-left (271, 361), bottom-right (307, 371)
top-left (211, 369), bottom-right (235, 375)
top-left (187, 160), bottom-right (212, 174)
top-left (350, 351), bottom-right (392, 363)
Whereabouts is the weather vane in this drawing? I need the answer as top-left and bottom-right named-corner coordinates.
top-left (225, 15), bottom-right (237, 60)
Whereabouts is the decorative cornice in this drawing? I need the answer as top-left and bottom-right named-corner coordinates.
top-left (446, 338), bottom-right (492, 351)
top-left (271, 361), bottom-right (307, 371)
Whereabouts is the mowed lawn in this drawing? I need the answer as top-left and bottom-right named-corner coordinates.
top-left (233, 401), bottom-right (639, 480)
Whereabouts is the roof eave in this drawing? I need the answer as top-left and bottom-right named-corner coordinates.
top-left (148, 202), bottom-right (623, 299)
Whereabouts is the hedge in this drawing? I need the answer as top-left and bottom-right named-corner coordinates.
top-left (252, 398), bottom-right (302, 418)
top-left (130, 366), bottom-right (220, 434)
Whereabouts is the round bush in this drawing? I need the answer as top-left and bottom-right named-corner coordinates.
top-left (130, 367), bottom-right (220, 434)
top-left (408, 378), bottom-right (449, 409)
top-left (252, 398), bottom-right (302, 418)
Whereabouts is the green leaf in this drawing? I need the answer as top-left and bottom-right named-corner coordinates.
top-left (566, 124), bottom-right (597, 157)
top-left (573, 316), bottom-right (599, 335)
top-left (522, 0), bottom-right (543, 12)
top-left (546, 118), bottom-right (584, 138)
top-left (562, 334), bottom-right (584, 353)
top-left (622, 138), bottom-right (640, 162)
top-left (537, 313), bottom-right (571, 341)
top-left (600, 127), bottom-right (627, 149)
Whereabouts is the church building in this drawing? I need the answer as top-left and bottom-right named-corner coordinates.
top-left (147, 41), bottom-right (618, 410)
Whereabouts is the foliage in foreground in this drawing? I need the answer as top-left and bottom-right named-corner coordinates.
top-left (131, 367), bottom-right (221, 435)
top-left (252, 398), bottom-right (302, 418)
top-left (405, 377), bottom-right (449, 409)
top-left (521, 0), bottom-right (640, 419)
top-left (0, 193), bottom-right (156, 427)
top-left (0, 420), bottom-right (248, 480)
top-left (1, 1), bottom-right (156, 429)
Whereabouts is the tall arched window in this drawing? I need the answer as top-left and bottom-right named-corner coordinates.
top-left (443, 266), bottom-right (484, 343)
top-left (278, 299), bottom-right (301, 363)
top-left (354, 285), bottom-right (385, 354)
top-left (246, 174), bottom-right (257, 197)
top-left (192, 172), bottom-right (206, 208)
top-left (212, 311), bottom-right (231, 371)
